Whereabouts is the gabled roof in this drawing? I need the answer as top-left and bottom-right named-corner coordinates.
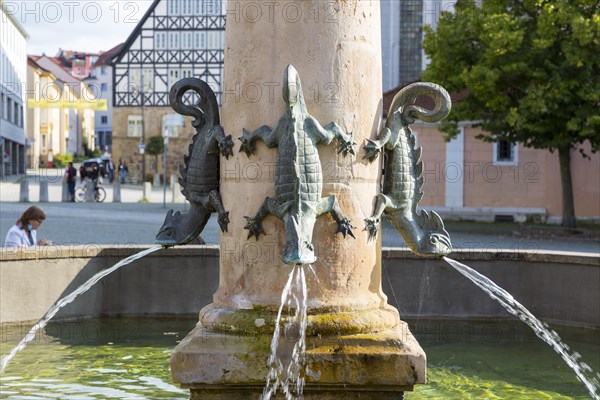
top-left (95, 43), bottom-right (125, 67)
top-left (32, 56), bottom-right (89, 97)
top-left (108, 0), bottom-right (161, 66)
top-left (28, 56), bottom-right (64, 91)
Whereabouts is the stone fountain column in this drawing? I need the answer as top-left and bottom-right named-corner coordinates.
top-left (171, 1), bottom-right (425, 398)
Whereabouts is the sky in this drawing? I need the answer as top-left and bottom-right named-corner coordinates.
top-left (6, 1), bottom-right (154, 56)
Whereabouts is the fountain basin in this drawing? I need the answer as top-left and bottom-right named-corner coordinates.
top-left (1, 246), bottom-right (597, 328)
top-left (1, 317), bottom-right (597, 399)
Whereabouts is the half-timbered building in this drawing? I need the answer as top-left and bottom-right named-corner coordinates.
top-left (108, 0), bottom-right (226, 182)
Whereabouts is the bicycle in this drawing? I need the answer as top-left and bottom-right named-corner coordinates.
top-left (75, 178), bottom-right (106, 203)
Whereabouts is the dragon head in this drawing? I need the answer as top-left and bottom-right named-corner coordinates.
top-left (407, 210), bottom-right (452, 257)
top-left (282, 213), bottom-right (317, 265)
top-left (413, 231), bottom-right (452, 257)
top-left (155, 209), bottom-right (182, 246)
top-left (282, 65), bottom-right (307, 115)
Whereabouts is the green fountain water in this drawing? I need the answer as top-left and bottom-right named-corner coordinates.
top-left (1, 318), bottom-right (597, 399)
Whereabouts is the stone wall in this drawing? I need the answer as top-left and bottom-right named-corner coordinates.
top-left (111, 106), bottom-right (200, 181)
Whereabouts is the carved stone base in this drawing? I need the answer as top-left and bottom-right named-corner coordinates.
top-left (171, 320), bottom-right (425, 400)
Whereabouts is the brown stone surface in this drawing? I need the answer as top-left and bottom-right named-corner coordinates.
top-left (172, 321), bottom-right (424, 391)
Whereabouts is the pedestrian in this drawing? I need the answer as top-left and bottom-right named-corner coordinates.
top-left (65, 162), bottom-right (77, 202)
top-left (107, 159), bottom-right (115, 183)
top-left (3, 205), bottom-right (48, 247)
top-left (118, 160), bottom-right (128, 184)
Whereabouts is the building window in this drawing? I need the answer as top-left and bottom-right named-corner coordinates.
top-left (7, 98), bottom-right (12, 123)
top-left (127, 115), bottom-right (143, 137)
top-left (196, 32), bottom-right (206, 48)
top-left (493, 140), bottom-right (518, 165)
top-left (182, 68), bottom-right (192, 79)
top-left (101, 83), bottom-right (108, 92)
top-left (155, 32), bottom-right (167, 49)
top-left (142, 69), bottom-right (154, 93)
top-left (168, 69), bottom-right (180, 89)
top-left (183, 32), bottom-right (193, 49)
top-left (129, 69), bottom-right (141, 94)
top-left (162, 113), bottom-right (184, 137)
top-left (169, 32), bottom-right (179, 49)
top-left (101, 66), bottom-right (107, 75)
top-left (183, 0), bottom-right (193, 15)
top-left (169, 0), bottom-right (180, 15)
top-left (101, 115), bottom-right (108, 124)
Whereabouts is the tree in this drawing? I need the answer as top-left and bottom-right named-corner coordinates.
top-left (146, 135), bottom-right (164, 172)
top-left (422, 0), bottom-right (600, 228)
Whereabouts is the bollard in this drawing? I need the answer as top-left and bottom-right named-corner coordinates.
top-left (171, 183), bottom-right (179, 203)
top-left (19, 180), bottom-right (29, 202)
top-left (170, 174), bottom-right (178, 189)
top-left (113, 182), bottom-right (121, 203)
top-left (39, 181), bottom-right (49, 202)
top-left (143, 182), bottom-right (152, 201)
top-left (153, 173), bottom-right (161, 187)
top-left (61, 181), bottom-right (69, 202)
top-left (85, 180), bottom-right (95, 202)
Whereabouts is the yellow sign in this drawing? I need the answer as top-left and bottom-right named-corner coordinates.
top-left (27, 99), bottom-right (108, 111)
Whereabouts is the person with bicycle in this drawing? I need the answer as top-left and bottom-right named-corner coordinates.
top-left (76, 161), bottom-right (107, 202)
top-left (88, 163), bottom-right (100, 190)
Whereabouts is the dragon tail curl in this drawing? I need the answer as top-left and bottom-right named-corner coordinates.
top-left (168, 78), bottom-right (219, 204)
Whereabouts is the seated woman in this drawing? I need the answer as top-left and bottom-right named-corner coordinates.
top-left (4, 205), bottom-right (48, 247)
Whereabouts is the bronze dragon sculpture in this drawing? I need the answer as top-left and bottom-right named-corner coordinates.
top-left (156, 78), bottom-right (233, 246)
top-left (240, 65), bottom-right (356, 265)
top-left (364, 82), bottom-right (452, 257)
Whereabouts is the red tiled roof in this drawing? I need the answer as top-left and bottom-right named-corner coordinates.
top-left (95, 43), bottom-right (125, 67)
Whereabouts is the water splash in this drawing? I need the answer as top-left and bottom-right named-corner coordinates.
top-left (0, 246), bottom-right (163, 374)
top-left (444, 256), bottom-right (600, 400)
top-left (263, 265), bottom-right (308, 400)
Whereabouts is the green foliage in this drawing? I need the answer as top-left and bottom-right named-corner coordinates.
top-left (146, 136), bottom-right (164, 156)
top-left (423, 0), bottom-right (600, 155)
top-left (52, 153), bottom-right (73, 168)
top-left (82, 136), bottom-right (101, 158)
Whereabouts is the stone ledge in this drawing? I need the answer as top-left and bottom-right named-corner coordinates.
top-left (199, 303), bottom-right (401, 336)
top-left (382, 248), bottom-right (600, 266)
top-left (2, 245), bottom-right (595, 267)
top-left (0, 244), bottom-right (219, 261)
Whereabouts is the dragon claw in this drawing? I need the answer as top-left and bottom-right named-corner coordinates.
top-left (219, 135), bottom-right (235, 159)
top-left (244, 216), bottom-right (265, 240)
top-left (239, 130), bottom-right (256, 156)
top-left (218, 211), bottom-right (230, 233)
top-left (364, 217), bottom-right (380, 242)
top-left (363, 139), bottom-right (381, 162)
top-left (336, 217), bottom-right (356, 239)
top-left (338, 134), bottom-right (357, 157)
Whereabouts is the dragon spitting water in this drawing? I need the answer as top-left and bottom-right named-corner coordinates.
top-left (364, 82), bottom-right (452, 257)
top-left (240, 65), bottom-right (356, 265)
top-left (156, 78), bottom-right (233, 246)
